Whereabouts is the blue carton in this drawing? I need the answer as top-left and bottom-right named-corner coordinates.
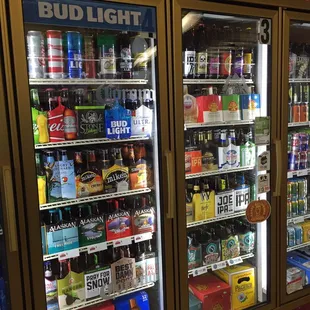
top-left (240, 93), bottom-right (261, 120)
top-left (114, 291), bottom-right (150, 310)
top-left (287, 252), bottom-right (310, 284)
top-left (189, 292), bottom-right (202, 310)
top-left (58, 159), bottom-right (76, 200)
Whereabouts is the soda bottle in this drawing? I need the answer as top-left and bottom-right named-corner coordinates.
top-left (131, 34), bottom-right (148, 79)
top-left (62, 88), bottom-right (77, 140)
top-left (183, 27), bottom-right (196, 79)
top-left (118, 31), bottom-right (133, 79)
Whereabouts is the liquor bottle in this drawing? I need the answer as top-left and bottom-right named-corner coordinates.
top-left (131, 34), bottom-right (148, 79)
top-left (196, 24), bottom-right (208, 79)
top-left (183, 27), bottom-right (196, 79)
top-left (119, 31), bottom-right (133, 79)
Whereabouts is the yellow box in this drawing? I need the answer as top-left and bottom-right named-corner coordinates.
top-left (300, 221), bottom-right (310, 242)
top-left (214, 264), bottom-right (256, 310)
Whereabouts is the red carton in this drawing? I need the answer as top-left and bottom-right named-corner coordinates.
top-left (197, 95), bottom-right (223, 123)
top-left (189, 274), bottom-right (231, 310)
top-left (185, 149), bottom-right (202, 174)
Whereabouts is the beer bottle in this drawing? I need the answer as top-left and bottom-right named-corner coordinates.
top-left (74, 151), bottom-right (84, 176)
top-left (45, 88), bottom-right (58, 111)
top-left (129, 299), bottom-right (140, 310)
top-left (87, 150), bottom-right (101, 175)
top-left (74, 88), bottom-right (85, 106)
top-left (98, 34), bottom-right (117, 79)
top-left (59, 260), bottom-right (69, 279)
top-left (196, 24), bottom-right (208, 79)
top-left (62, 207), bottom-right (73, 222)
top-left (220, 129), bottom-right (228, 147)
top-left (229, 129), bottom-right (236, 146)
top-left (243, 46), bottom-right (254, 79)
top-left (114, 148), bottom-right (124, 166)
top-left (208, 47), bottom-right (220, 79)
top-left (44, 261), bottom-right (55, 281)
top-left (119, 31), bottom-right (133, 79)
top-left (183, 26), bottom-right (196, 79)
top-left (128, 144), bottom-right (136, 168)
top-left (233, 47), bottom-right (244, 77)
top-left (48, 209), bottom-right (59, 225)
top-left (62, 88), bottom-right (77, 140)
top-left (131, 34), bottom-right (148, 80)
top-left (98, 149), bottom-right (111, 171)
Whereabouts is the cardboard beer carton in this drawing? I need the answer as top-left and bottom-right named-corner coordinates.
top-left (188, 274), bottom-right (231, 310)
top-left (240, 93), bottom-right (261, 120)
top-left (58, 158), bottom-right (76, 200)
top-left (131, 104), bottom-right (153, 137)
top-left (222, 94), bottom-right (241, 121)
top-left (214, 264), bottom-right (256, 310)
top-left (218, 143), bottom-right (240, 170)
top-left (287, 252), bottom-right (310, 285)
top-left (197, 94), bottom-right (223, 123)
top-left (132, 205), bottom-right (156, 235)
top-left (87, 301), bottom-right (114, 310)
top-left (185, 146), bottom-right (202, 175)
top-left (102, 164), bottom-right (129, 193)
top-left (105, 209), bottom-right (132, 241)
top-left (215, 189), bottom-right (235, 217)
top-left (286, 265), bottom-right (304, 294)
top-left (44, 159), bottom-right (62, 203)
top-left (300, 221), bottom-right (310, 242)
top-left (62, 219), bottom-right (79, 251)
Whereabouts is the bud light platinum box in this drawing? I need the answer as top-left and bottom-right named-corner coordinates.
top-left (114, 290), bottom-right (150, 310)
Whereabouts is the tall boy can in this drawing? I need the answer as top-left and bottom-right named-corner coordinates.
top-left (67, 31), bottom-right (82, 78)
top-left (46, 30), bottom-right (64, 79)
top-left (27, 31), bottom-right (46, 78)
top-left (294, 225), bottom-right (303, 245)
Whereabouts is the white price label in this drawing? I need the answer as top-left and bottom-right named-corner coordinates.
top-left (293, 216), bottom-right (305, 224)
top-left (134, 232), bottom-right (153, 243)
top-left (258, 173), bottom-right (270, 194)
top-left (287, 172), bottom-right (294, 179)
top-left (87, 242), bottom-right (108, 254)
top-left (193, 266), bottom-right (208, 277)
top-left (113, 237), bottom-right (132, 248)
top-left (297, 170), bottom-right (308, 177)
top-left (227, 256), bottom-right (243, 266)
top-left (211, 261), bottom-right (227, 271)
top-left (58, 248), bottom-right (79, 261)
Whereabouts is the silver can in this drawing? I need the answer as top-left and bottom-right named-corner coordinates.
top-left (27, 31), bottom-right (46, 79)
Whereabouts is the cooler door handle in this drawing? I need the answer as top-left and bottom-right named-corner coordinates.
top-left (1, 166), bottom-right (18, 252)
top-left (165, 151), bottom-right (175, 219)
top-left (273, 139), bottom-right (282, 197)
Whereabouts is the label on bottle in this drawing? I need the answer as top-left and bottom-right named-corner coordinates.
top-left (296, 55), bottom-right (309, 79)
top-left (101, 49), bottom-right (116, 75)
top-left (183, 50), bottom-right (196, 77)
top-left (234, 186), bottom-right (250, 212)
top-left (120, 48), bottom-right (132, 72)
top-left (243, 53), bottom-right (252, 74)
top-left (209, 56), bottom-right (219, 75)
top-left (85, 267), bottom-right (111, 300)
top-left (45, 278), bottom-right (59, 310)
top-left (186, 202), bottom-right (194, 223)
top-left (221, 235), bottom-right (240, 260)
top-left (202, 242), bottom-right (221, 265)
top-left (239, 231), bottom-right (255, 254)
top-left (64, 114), bottom-right (77, 134)
top-left (106, 210), bottom-right (132, 241)
top-left (234, 53), bottom-right (244, 75)
top-left (102, 164), bottom-right (129, 193)
top-left (196, 52), bottom-right (207, 75)
top-left (215, 190), bottom-right (235, 216)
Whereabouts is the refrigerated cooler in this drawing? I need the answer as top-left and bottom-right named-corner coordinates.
top-left (172, 1), bottom-right (278, 310)
top-left (3, 0), bottom-right (175, 309)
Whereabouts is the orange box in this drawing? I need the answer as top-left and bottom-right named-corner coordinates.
top-left (185, 148), bottom-right (202, 174)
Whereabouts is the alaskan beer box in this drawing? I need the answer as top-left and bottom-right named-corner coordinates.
top-left (75, 106), bottom-right (105, 139)
top-left (132, 205), bottom-right (156, 235)
top-left (287, 252), bottom-right (310, 285)
top-left (188, 274), bottom-right (231, 310)
top-left (197, 94), bottom-right (223, 123)
top-left (222, 94), bottom-right (241, 121)
top-left (105, 210), bottom-right (132, 241)
top-left (240, 94), bottom-right (261, 120)
top-left (185, 146), bottom-right (202, 174)
top-left (214, 264), bottom-right (256, 310)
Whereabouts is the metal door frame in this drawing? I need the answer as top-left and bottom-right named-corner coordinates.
top-left (7, 0), bottom-right (177, 309)
top-left (171, 1), bottom-right (279, 309)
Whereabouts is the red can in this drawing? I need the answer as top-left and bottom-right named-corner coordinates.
top-left (46, 30), bottom-right (64, 79)
top-left (220, 50), bottom-right (232, 78)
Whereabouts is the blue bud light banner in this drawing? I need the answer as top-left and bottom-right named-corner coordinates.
top-left (105, 103), bottom-right (131, 140)
top-left (23, 0), bottom-right (156, 33)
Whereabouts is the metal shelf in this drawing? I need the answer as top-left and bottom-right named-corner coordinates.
top-left (43, 232), bottom-right (153, 261)
top-left (287, 169), bottom-right (309, 179)
top-left (287, 240), bottom-right (310, 252)
top-left (184, 120), bottom-right (254, 130)
top-left (287, 214), bottom-right (310, 225)
top-left (188, 253), bottom-right (254, 277)
top-left (289, 78), bottom-right (310, 83)
top-left (61, 282), bottom-right (155, 310)
top-left (187, 211), bottom-right (246, 228)
top-left (40, 188), bottom-right (151, 210)
top-left (185, 166), bottom-right (255, 180)
top-left (288, 122), bottom-right (310, 128)
top-left (29, 78), bottom-right (148, 85)
top-left (183, 79), bottom-right (254, 84)
top-left (35, 136), bottom-right (150, 149)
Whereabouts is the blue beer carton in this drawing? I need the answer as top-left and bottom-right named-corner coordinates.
top-left (240, 93), bottom-right (261, 120)
top-left (114, 291), bottom-right (150, 310)
top-left (105, 100), bottom-right (131, 140)
top-left (189, 292), bottom-right (202, 310)
top-left (287, 252), bottom-right (310, 284)
top-left (58, 159), bottom-right (76, 200)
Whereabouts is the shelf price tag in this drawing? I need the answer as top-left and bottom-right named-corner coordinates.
top-left (293, 216), bottom-right (305, 224)
top-left (287, 172), bottom-right (294, 179)
top-left (211, 261), bottom-right (226, 271)
top-left (134, 232), bottom-right (152, 243)
top-left (113, 237), bottom-right (132, 248)
top-left (227, 257), bottom-right (243, 266)
top-left (193, 266), bottom-right (208, 277)
top-left (87, 242), bottom-right (108, 254)
top-left (297, 170), bottom-right (308, 177)
top-left (58, 248), bottom-right (79, 261)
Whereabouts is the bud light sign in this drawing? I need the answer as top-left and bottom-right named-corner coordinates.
top-left (23, 0), bottom-right (156, 33)
top-left (105, 103), bottom-right (131, 139)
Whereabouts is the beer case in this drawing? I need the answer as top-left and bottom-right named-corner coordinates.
top-left (189, 292), bottom-right (202, 310)
top-left (105, 102), bottom-right (131, 139)
top-left (145, 252), bottom-right (157, 283)
top-left (62, 220), bottom-right (79, 251)
top-left (46, 222), bottom-right (64, 254)
top-left (105, 210), bottom-right (132, 241)
top-left (239, 231), bottom-right (255, 255)
top-left (102, 164), bottom-right (129, 193)
top-left (287, 252), bottom-right (310, 285)
top-left (188, 274), bottom-right (231, 310)
top-left (300, 221), bottom-right (310, 242)
top-left (76, 168), bottom-right (104, 197)
top-left (185, 146), bottom-right (202, 174)
top-left (113, 290), bottom-right (150, 310)
top-left (135, 258), bottom-right (147, 286)
top-left (218, 143), bottom-right (240, 170)
top-left (214, 264), bottom-right (256, 310)
top-left (222, 94), bottom-right (241, 121)
top-left (48, 103), bottom-right (65, 142)
top-left (240, 142), bottom-right (256, 167)
top-left (58, 159), bottom-right (76, 200)
top-left (240, 94), bottom-right (261, 120)
top-left (286, 265), bottom-right (304, 294)
top-left (234, 185), bottom-right (250, 212)
top-left (45, 277), bottom-right (58, 310)
top-left (215, 189), bottom-right (235, 217)
top-left (221, 235), bottom-right (240, 261)
top-left (44, 160), bottom-right (62, 203)
top-left (131, 104), bottom-right (153, 137)
top-left (129, 158), bottom-right (147, 190)
top-left (84, 267), bottom-right (111, 300)
top-left (78, 213), bottom-right (106, 247)
top-left (132, 206), bottom-right (156, 234)
top-left (184, 93), bottom-right (198, 124)
top-left (197, 94), bottom-right (223, 123)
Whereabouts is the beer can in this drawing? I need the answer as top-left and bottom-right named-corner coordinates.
top-left (298, 179), bottom-right (307, 198)
top-left (84, 35), bottom-right (96, 78)
top-left (291, 133), bottom-right (300, 152)
top-left (291, 181), bottom-right (298, 196)
top-left (301, 83), bottom-right (309, 103)
top-left (220, 50), bottom-right (232, 78)
top-left (300, 133), bottom-right (309, 151)
top-left (287, 182), bottom-right (292, 197)
top-left (289, 83), bottom-right (293, 104)
top-left (287, 199), bottom-right (292, 218)
top-left (288, 152), bottom-right (299, 171)
top-left (300, 151), bottom-right (307, 169)
top-left (291, 196), bottom-right (298, 217)
top-left (287, 226), bottom-right (296, 247)
top-left (67, 31), bottom-right (82, 79)
top-left (47, 30), bottom-right (64, 79)
top-left (300, 102), bottom-right (309, 122)
top-left (27, 31), bottom-right (46, 79)
top-left (298, 199), bottom-right (306, 215)
top-left (294, 225), bottom-right (303, 244)
top-left (288, 133), bottom-right (292, 152)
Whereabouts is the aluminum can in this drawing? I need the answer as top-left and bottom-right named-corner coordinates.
top-left (287, 199), bottom-right (292, 218)
top-left (288, 152), bottom-right (299, 171)
top-left (291, 133), bottom-right (300, 152)
top-left (294, 225), bottom-right (303, 244)
top-left (287, 226), bottom-right (296, 247)
top-left (27, 31), bottom-right (46, 79)
top-left (300, 151), bottom-right (308, 169)
top-left (67, 31), bottom-right (82, 79)
top-left (287, 182), bottom-right (292, 198)
top-left (300, 133), bottom-right (309, 151)
top-left (84, 35), bottom-right (96, 78)
top-left (301, 83), bottom-right (309, 103)
top-left (298, 179), bottom-right (307, 198)
top-left (291, 181), bottom-right (298, 196)
top-left (291, 196), bottom-right (298, 217)
top-left (47, 30), bottom-right (64, 79)
top-left (298, 199), bottom-right (306, 215)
